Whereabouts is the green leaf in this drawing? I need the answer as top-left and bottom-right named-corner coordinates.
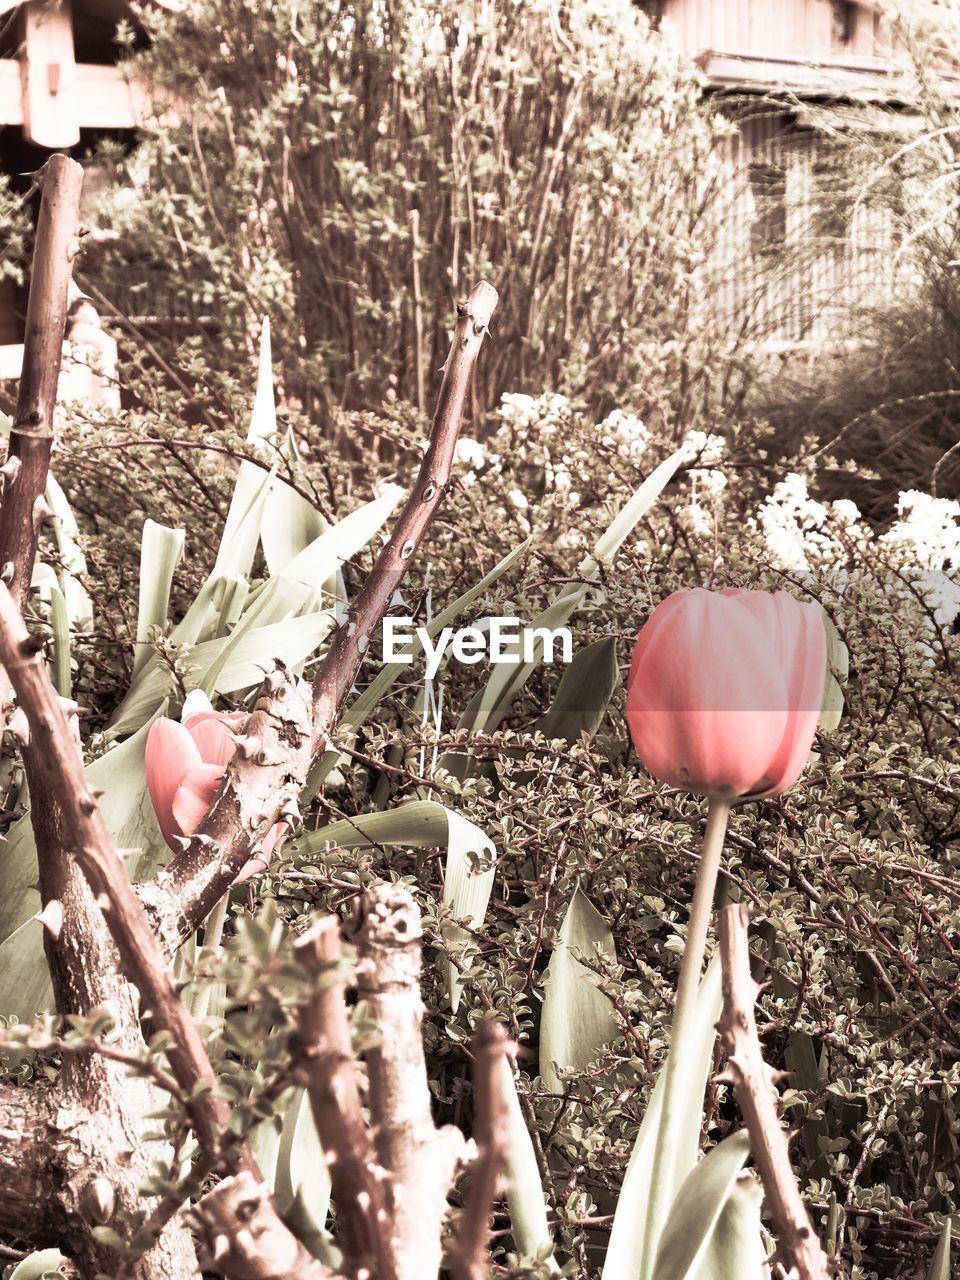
top-left (44, 470), bottom-right (93, 632)
top-left (926, 1218), bottom-right (953, 1280)
top-left (293, 800), bottom-right (495, 1011)
top-left (274, 1087), bottom-right (332, 1229)
top-left (449, 448), bottom-right (685, 759)
top-left (213, 317), bottom-right (279, 580)
top-left (109, 609), bottom-right (334, 737)
top-left (818, 607), bottom-right (848, 734)
top-left (603, 956), bottom-right (722, 1280)
top-left (531, 635), bottom-right (619, 742)
top-left (499, 1057), bottom-right (559, 1272)
top-left (584, 444), bottom-right (686, 572)
top-left (653, 1130), bottom-right (753, 1280)
top-left (689, 1169), bottom-right (771, 1280)
top-left (47, 583), bottom-right (71, 698)
top-left (4, 1249), bottom-right (67, 1279)
top-left (134, 520), bottom-right (186, 676)
top-left (539, 885), bottom-right (618, 1093)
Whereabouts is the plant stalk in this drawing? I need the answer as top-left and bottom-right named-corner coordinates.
top-left (640, 796), bottom-right (730, 1278)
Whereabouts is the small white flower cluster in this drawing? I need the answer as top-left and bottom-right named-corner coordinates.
top-left (498, 391), bottom-right (573, 439)
top-left (453, 436), bottom-right (499, 488)
top-left (597, 408), bottom-right (650, 463)
top-left (678, 432), bottom-right (728, 536)
top-left (754, 473), bottom-right (960, 628)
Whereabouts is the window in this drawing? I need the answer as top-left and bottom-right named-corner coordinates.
top-left (749, 162), bottom-right (787, 255)
top-left (831, 1), bottom-right (855, 48)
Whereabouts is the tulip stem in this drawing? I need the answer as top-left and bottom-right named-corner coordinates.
top-left (641, 796), bottom-right (731, 1278)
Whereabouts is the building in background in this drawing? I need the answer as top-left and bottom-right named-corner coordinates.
top-left (0, 0), bottom-right (158, 383)
top-left (642, 0), bottom-right (944, 350)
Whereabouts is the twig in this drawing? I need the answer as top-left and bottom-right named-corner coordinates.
top-left (311, 281), bottom-right (498, 753)
top-left (717, 903), bottom-right (831, 1280)
top-left (356, 883), bottom-right (467, 1280)
top-left (448, 1022), bottom-right (510, 1280)
top-left (293, 917), bottom-right (396, 1280)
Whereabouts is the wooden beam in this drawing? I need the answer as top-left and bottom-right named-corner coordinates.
top-left (0, 57), bottom-right (156, 138)
top-left (21, 0), bottom-right (80, 149)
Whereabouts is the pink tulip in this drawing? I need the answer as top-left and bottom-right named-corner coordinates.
top-left (625, 588), bottom-right (827, 801)
top-left (145, 699), bottom-right (282, 882)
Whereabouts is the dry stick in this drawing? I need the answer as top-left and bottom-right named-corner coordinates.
top-left (410, 209), bottom-right (426, 415)
top-left (448, 1022), bottom-right (510, 1280)
top-left (311, 280), bottom-right (498, 754)
top-left (0, 155), bottom-right (82, 606)
top-left (0, 587), bottom-right (326, 1280)
top-left (293, 917), bottom-right (396, 1280)
top-left (356, 883), bottom-right (467, 1280)
top-left (0, 155), bottom-right (83, 731)
top-left (717, 903), bottom-right (831, 1280)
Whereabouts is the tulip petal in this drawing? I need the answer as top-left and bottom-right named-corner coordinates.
top-left (145, 718), bottom-right (204, 848)
top-left (233, 822), bottom-right (285, 884)
top-left (750, 599), bottom-right (826, 798)
top-left (171, 763), bottom-right (227, 837)
top-left (626, 589), bottom-right (792, 798)
top-left (186, 712), bottom-right (244, 768)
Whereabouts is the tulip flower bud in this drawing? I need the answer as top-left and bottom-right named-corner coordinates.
top-left (145, 691), bottom-right (283, 880)
top-left (626, 588), bottom-right (827, 801)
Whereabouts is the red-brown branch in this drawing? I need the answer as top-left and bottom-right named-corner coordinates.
top-left (0, 585), bottom-right (325, 1278)
top-left (311, 280), bottom-right (498, 752)
top-left (717, 903), bottom-right (831, 1280)
top-left (448, 1022), bottom-right (510, 1280)
top-left (294, 917), bottom-right (396, 1280)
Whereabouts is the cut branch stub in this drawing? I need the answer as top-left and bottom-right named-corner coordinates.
top-left (293, 916), bottom-right (396, 1280)
top-left (190, 1171), bottom-right (334, 1280)
top-left (311, 280), bottom-right (498, 753)
top-left (356, 883), bottom-right (467, 1280)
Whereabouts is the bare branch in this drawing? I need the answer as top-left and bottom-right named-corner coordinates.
top-left (0, 155), bottom-right (83, 610)
top-left (356, 883), bottom-right (467, 1280)
top-left (448, 1022), bottom-right (510, 1280)
top-left (190, 1171), bottom-right (335, 1280)
top-left (717, 903), bottom-right (831, 1280)
top-left (293, 917), bottom-right (396, 1280)
top-left (311, 280), bottom-right (498, 753)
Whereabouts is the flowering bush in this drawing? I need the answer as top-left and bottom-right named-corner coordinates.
top-left (7, 379), bottom-right (952, 1279)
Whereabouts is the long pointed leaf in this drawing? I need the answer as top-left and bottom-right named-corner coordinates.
top-left (539, 885), bottom-right (618, 1093)
top-left (603, 956), bottom-right (722, 1280)
top-left (499, 1057), bottom-right (559, 1271)
top-left (134, 520), bottom-right (185, 676)
top-left (653, 1130), bottom-right (752, 1280)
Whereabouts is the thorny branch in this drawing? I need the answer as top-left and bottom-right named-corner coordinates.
top-left (293, 917), bottom-right (396, 1280)
top-left (717, 903), bottom-right (832, 1280)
